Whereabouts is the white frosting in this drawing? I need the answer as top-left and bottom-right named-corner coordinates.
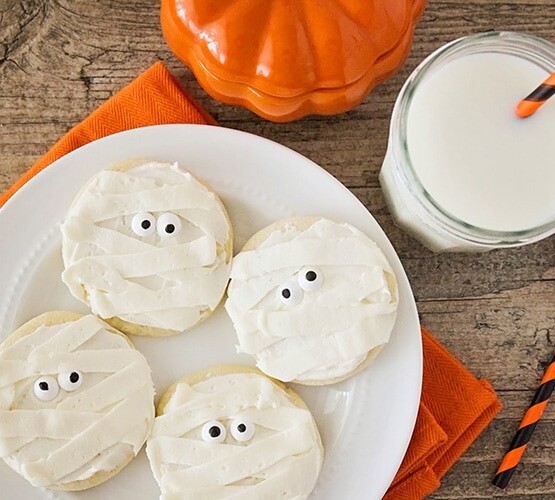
top-left (61, 162), bottom-right (232, 333)
top-left (0, 314), bottom-right (155, 488)
top-left (225, 219), bottom-right (398, 383)
top-left (146, 372), bottom-right (323, 499)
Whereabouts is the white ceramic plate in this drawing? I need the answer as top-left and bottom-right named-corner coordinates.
top-left (0, 125), bottom-right (421, 500)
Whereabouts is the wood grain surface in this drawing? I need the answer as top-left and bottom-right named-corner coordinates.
top-left (1, 1), bottom-right (555, 498)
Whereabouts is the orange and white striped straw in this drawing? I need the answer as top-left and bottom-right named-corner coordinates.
top-left (515, 71), bottom-right (555, 118)
top-left (493, 351), bottom-right (555, 489)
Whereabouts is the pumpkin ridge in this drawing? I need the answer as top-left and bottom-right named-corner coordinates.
top-left (328, 0), bottom-right (369, 30)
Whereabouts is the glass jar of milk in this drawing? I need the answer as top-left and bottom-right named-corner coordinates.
top-left (380, 31), bottom-right (555, 252)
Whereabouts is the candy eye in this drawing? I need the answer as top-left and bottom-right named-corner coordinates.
top-left (58, 370), bottom-right (83, 392)
top-left (156, 213), bottom-right (182, 238)
top-left (230, 418), bottom-right (255, 442)
top-left (298, 267), bottom-right (323, 292)
top-left (33, 376), bottom-right (59, 401)
top-left (132, 212), bottom-right (156, 237)
top-left (277, 281), bottom-right (303, 306)
top-left (201, 420), bottom-right (226, 444)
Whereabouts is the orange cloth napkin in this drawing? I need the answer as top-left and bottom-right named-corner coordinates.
top-left (0, 62), bottom-right (502, 498)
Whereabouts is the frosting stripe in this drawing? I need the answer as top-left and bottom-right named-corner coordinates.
top-left (92, 170), bottom-right (160, 193)
top-left (21, 390), bottom-right (152, 485)
top-left (63, 218), bottom-right (159, 254)
top-left (28, 316), bottom-right (103, 358)
top-left (178, 208), bottom-right (228, 243)
top-left (184, 457), bottom-right (322, 500)
top-left (236, 408), bottom-right (313, 431)
top-left (232, 302), bottom-right (396, 337)
top-left (161, 486), bottom-right (250, 500)
top-left (0, 323), bottom-right (81, 361)
top-left (65, 236), bottom-right (216, 278)
top-left (0, 349), bottom-right (141, 387)
top-left (148, 437), bottom-right (241, 466)
top-left (0, 410), bottom-right (100, 438)
top-left (162, 382), bottom-right (195, 412)
top-left (256, 327), bottom-right (392, 380)
top-left (73, 184), bottom-right (217, 221)
top-left (231, 237), bottom-right (391, 280)
top-left (316, 268), bottom-right (390, 306)
top-left (39, 349), bottom-right (142, 373)
top-left (0, 363), bottom-right (36, 387)
top-left (225, 268), bottom-right (298, 311)
top-left (232, 456), bottom-right (322, 500)
top-left (162, 425), bottom-right (314, 489)
top-left (154, 391), bottom-right (280, 437)
top-left (0, 436), bottom-right (35, 456)
top-left (237, 321), bottom-right (389, 355)
top-left (57, 364), bottom-right (151, 412)
top-left (88, 281), bottom-right (222, 316)
top-left (0, 349), bottom-right (142, 387)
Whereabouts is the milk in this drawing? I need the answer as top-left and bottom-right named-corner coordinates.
top-left (407, 53), bottom-right (555, 232)
top-left (380, 33), bottom-right (555, 251)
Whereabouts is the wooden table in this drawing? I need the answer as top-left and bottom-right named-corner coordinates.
top-left (1, 1), bottom-right (554, 497)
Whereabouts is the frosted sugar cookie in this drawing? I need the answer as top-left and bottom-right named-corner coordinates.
top-left (0, 312), bottom-right (155, 491)
top-left (225, 217), bottom-right (399, 385)
top-left (61, 160), bottom-right (233, 336)
top-left (146, 366), bottom-right (323, 499)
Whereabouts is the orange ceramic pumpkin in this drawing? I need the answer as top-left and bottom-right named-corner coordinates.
top-left (161, 0), bottom-right (426, 121)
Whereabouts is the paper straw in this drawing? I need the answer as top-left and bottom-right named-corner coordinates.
top-left (493, 351), bottom-right (555, 489)
top-left (515, 71), bottom-right (555, 118)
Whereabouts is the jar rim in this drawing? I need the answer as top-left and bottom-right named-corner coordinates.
top-left (390, 31), bottom-right (555, 247)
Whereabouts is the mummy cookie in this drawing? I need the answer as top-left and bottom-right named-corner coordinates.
top-left (225, 217), bottom-right (399, 385)
top-left (0, 312), bottom-right (155, 491)
top-left (146, 366), bottom-right (323, 499)
top-left (61, 160), bottom-right (233, 336)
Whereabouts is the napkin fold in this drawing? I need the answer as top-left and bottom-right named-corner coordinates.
top-left (0, 62), bottom-right (502, 498)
